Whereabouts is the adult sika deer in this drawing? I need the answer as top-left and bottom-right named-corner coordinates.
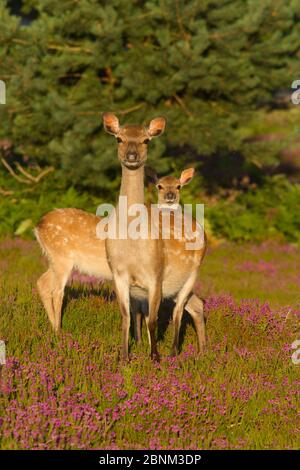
top-left (103, 112), bottom-right (166, 361)
top-left (103, 113), bottom-right (206, 361)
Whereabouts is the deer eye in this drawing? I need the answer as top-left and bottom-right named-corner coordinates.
top-left (176, 185), bottom-right (181, 190)
top-left (116, 137), bottom-right (123, 143)
top-left (143, 138), bottom-right (150, 145)
top-left (157, 184), bottom-right (163, 190)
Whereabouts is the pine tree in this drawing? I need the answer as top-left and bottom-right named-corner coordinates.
top-left (1, 0), bottom-right (300, 195)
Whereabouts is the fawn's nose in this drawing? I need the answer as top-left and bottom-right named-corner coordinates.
top-left (126, 151), bottom-right (138, 162)
top-left (165, 191), bottom-right (176, 201)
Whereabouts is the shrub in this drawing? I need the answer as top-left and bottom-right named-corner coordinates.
top-left (1, 0), bottom-right (300, 193)
top-left (208, 176), bottom-right (300, 243)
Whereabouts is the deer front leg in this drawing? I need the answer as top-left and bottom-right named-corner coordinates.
top-left (147, 284), bottom-right (162, 361)
top-left (185, 295), bottom-right (207, 353)
top-left (171, 272), bottom-right (197, 356)
top-left (114, 273), bottom-right (131, 361)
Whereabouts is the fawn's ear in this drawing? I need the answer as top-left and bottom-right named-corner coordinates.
top-left (145, 166), bottom-right (159, 184)
top-left (103, 112), bottom-right (120, 135)
top-left (180, 168), bottom-right (195, 186)
top-left (148, 117), bottom-right (166, 138)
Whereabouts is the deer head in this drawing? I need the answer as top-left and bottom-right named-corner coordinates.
top-left (148, 168), bottom-right (195, 206)
top-left (103, 113), bottom-right (166, 170)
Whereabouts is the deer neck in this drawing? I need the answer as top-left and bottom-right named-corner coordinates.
top-left (119, 165), bottom-right (145, 207)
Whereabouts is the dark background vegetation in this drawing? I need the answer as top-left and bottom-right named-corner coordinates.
top-left (1, 0), bottom-right (300, 242)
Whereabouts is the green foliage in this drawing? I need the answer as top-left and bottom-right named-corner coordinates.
top-left (1, 0), bottom-right (300, 243)
top-left (0, 168), bottom-right (100, 237)
top-left (208, 176), bottom-right (300, 243)
top-left (1, 0), bottom-right (300, 193)
top-left (1, 161), bottom-right (300, 244)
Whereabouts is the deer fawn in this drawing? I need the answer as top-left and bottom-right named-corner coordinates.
top-left (34, 208), bottom-right (113, 332)
top-left (134, 168), bottom-right (207, 352)
top-left (103, 113), bottom-right (206, 360)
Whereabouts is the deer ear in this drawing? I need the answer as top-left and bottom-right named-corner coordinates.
top-left (180, 168), bottom-right (195, 186)
top-left (103, 112), bottom-right (120, 135)
top-left (145, 166), bottom-right (159, 184)
top-left (148, 117), bottom-right (166, 138)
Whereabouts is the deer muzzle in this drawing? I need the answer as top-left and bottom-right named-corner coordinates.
top-left (123, 144), bottom-right (143, 169)
top-left (126, 151), bottom-right (138, 162)
top-left (165, 191), bottom-right (176, 203)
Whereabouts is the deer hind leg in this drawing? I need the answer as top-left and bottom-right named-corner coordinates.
top-left (136, 299), bottom-right (152, 348)
top-left (37, 259), bottom-right (72, 333)
top-left (185, 294), bottom-right (207, 353)
top-left (171, 272), bottom-right (197, 356)
top-left (135, 299), bottom-right (149, 344)
top-left (37, 268), bottom-right (56, 330)
top-left (50, 259), bottom-right (73, 332)
top-left (131, 298), bottom-right (143, 344)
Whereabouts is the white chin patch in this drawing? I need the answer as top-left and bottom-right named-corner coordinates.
top-left (158, 203), bottom-right (179, 211)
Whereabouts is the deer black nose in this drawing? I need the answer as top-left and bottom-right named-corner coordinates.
top-left (165, 192), bottom-right (175, 201)
top-left (126, 152), bottom-right (138, 162)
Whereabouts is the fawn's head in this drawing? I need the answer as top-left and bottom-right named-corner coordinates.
top-left (103, 113), bottom-right (166, 170)
top-left (148, 168), bottom-right (195, 206)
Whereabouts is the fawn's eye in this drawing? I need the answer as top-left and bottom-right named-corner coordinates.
top-left (176, 185), bottom-right (181, 190)
top-left (143, 138), bottom-right (150, 145)
top-left (157, 184), bottom-right (163, 190)
top-left (116, 137), bottom-right (123, 143)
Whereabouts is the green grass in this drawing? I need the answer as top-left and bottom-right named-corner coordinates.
top-left (0, 239), bottom-right (299, 450)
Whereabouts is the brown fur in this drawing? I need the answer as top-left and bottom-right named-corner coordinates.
top-left (103, 113), bottom-right (166, 360)
top-left (35, 116), bottom-right (207, 360)
top-left (103, 114), bottom-right (206, 359)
